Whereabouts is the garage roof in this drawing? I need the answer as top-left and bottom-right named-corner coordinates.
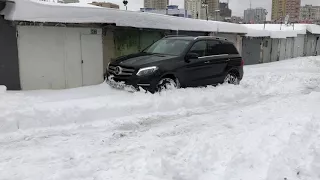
top-left (1, 0), bottom-right (248, 34)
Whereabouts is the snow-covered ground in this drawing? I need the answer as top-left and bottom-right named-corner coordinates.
top-left (1, 56), bottom-right (320, 180)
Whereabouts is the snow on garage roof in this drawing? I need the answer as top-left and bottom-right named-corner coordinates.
top-left (0, 0), bottom-right (248, 34)
top-left (244, 23), bottom-right (320, 38)
top-left (244, 24), bottom-right (307, 38)
top-left (305, 24), bottom-right (320, 34)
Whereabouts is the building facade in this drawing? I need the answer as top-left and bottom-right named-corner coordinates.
top-left (244, 8), bottom-right (267, 24)
top-left (272, 0), bottom-right (286, 21)
top-left (144, 0), bottom-right (169, 9)
top-left (204, 0), bottom-right (220, 20)
top-left (300, 5), bottom-right (320, 21)
top-left (184, 0), bottom-right (208, 20)
top-left (286, 0), bottom-right (301, 21)
top-left (89, 2), bottom-right (120, 9)
top-left (225, 16), bottom-right (243, 23)
top-left (219, 2), bottom-right (232, 20)
top-left (272, 0), bottom-right (301, 22)
top-left (140, 5), bottom-right (192, 18)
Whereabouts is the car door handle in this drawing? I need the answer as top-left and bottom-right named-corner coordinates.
top-left (204, 61), bottom-right (210, 64)
top-left (226, 59), bottom-right (230, 62)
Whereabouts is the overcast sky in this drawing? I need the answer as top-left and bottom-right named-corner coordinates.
top-left (81, 0), bottom-right (320, 19)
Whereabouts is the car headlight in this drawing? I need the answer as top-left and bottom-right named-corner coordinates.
top-left (136, 66), bottom-right (159, 76)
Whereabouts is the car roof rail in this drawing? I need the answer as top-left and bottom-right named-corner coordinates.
top-left (194, 36), bottom-right (229, 41)
top-left (163, 35), bottom-right (191, 38)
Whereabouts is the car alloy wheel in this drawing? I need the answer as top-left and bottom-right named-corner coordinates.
top-left (224, 73), bottom-right (239, 85)
top-left (157, 78), bottom-right (179, 92)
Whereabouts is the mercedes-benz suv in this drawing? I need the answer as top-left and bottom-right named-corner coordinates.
top-left (105, 35), bottom-right (244, 93)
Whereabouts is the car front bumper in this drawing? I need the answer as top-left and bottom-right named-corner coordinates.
top-left (106, 73), bottom-right (160, 93)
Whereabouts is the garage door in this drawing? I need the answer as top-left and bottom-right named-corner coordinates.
top-left (17, 26), bottom-right (103, 90)
top-left (242, 38), bottom-right (261, 65)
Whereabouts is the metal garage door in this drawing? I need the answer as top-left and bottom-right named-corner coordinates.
top-left (81, 35), bottom-right (104, 86)
top-left (270, 39), bottom-right (279, 62)
top-left (285, 38), bottom-right (294, 59)
top-left (17, 26), bottom-right (103, 90)
top-left (294, 35), bottom-right (305, 58)
top-left (262, 38), bottom-right (271, 63)
top-left (0, 17), bottom-right (20, 90)
top-left (242, 37), bottom-right (261, 65)
top-left (279, 39), bottom-right (286, 61)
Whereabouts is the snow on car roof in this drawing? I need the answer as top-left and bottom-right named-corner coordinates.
top-left (0, 0), bottom-right (248, 34)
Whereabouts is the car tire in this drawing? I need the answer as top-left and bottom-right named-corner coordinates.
top-left (156, 77), bottom-right (180, 92)
top-left (224, 72), bottom-right (240, 85)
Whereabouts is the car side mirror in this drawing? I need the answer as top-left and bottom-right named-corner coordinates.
top-left (185, 53), bottom-right (199, 61)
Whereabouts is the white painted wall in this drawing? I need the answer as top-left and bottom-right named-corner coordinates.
top-left (17, 26), bottom-right (103, 90)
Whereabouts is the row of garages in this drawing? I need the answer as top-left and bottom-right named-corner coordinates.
top-left (1, 0), bottom-right (320, 91)
top-left (242, 34), bottom-right (320, 65)
top-left (1, 19), bottom-right (320, 91)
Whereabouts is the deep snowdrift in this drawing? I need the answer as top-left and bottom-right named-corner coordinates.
top-left (1, 56), bottom-right (320, 180)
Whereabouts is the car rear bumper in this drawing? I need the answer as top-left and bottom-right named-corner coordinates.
top-left (239, 67), bottom-right (244, 80)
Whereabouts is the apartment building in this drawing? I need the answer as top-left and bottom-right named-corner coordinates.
top-left (219, 2), bottom-right (232, 20)
top-left (140, 5), bottom-right (192, 18)
top-left (144, 0), bottom-right (169, 9)
top-left (206, 0), bottom-right (220, 20)
top-left (272, 0), bottom-right (301, 21)
top-left (300, 5), bottom-right (320, 21)
top-left (286, 0), bottom-right (301, 21)
top-left (244, 8), bottom-right (267, 23)
top-left (184, 0), bottom-right (208, 20)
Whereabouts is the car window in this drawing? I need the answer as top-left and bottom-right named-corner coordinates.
top-left (221, 43), bottom-right (239, 55)
top-left (143, 39), bottom-right (191, 56)
top-left (189, 41), bottom-right (206, 57)
top-left (206, 40), bottom-right (221, 56)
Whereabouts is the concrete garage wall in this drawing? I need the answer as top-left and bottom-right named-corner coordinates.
top-left (17, 26), bottom-right (103, 90)
top-left (0, 17), bottom-right (20, 90)
top-left (103, 28), bottom-right (116, 73)
top-left (114, 28), bottom-right (164, 57)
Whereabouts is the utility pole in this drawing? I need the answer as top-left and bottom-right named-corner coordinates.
top-left (123, 0), bottom-right (128, 10)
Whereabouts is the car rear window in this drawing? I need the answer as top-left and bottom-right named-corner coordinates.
top-left (220, 43), bottom-right (239, 55)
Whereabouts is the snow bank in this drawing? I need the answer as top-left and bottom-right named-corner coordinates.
top-left (1, 56), bottom-right (320, 134)
top-left (0, 85), bottom-right (6, 93)
top-left (1, 56), bottom-right (320, 180)
top-left (0, 0), bottom-right (247, 34)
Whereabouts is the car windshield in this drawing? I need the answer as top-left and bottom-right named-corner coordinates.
top-left (143, 39), bottom-right (191, 56)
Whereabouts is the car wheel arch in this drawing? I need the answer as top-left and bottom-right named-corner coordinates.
top-left (226, 68), bottom-right (240, 78)
top-left (159, 73), bottom-right (183, 86)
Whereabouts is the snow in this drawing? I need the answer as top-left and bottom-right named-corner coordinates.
top-left (1, 56), bottom-right (320, 180)
top-left (0, 0), bottom-right (247, 34)
top-left (245, 23), bottom-right (320, 38)
top-left (0, 85), bottom-right (6, 93)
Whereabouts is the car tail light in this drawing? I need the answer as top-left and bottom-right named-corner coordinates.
top-left (241, 59), bottom-right (244, 66)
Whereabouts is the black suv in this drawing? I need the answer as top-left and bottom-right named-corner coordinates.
top-left (106, 35), bottom-right (244, 93)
